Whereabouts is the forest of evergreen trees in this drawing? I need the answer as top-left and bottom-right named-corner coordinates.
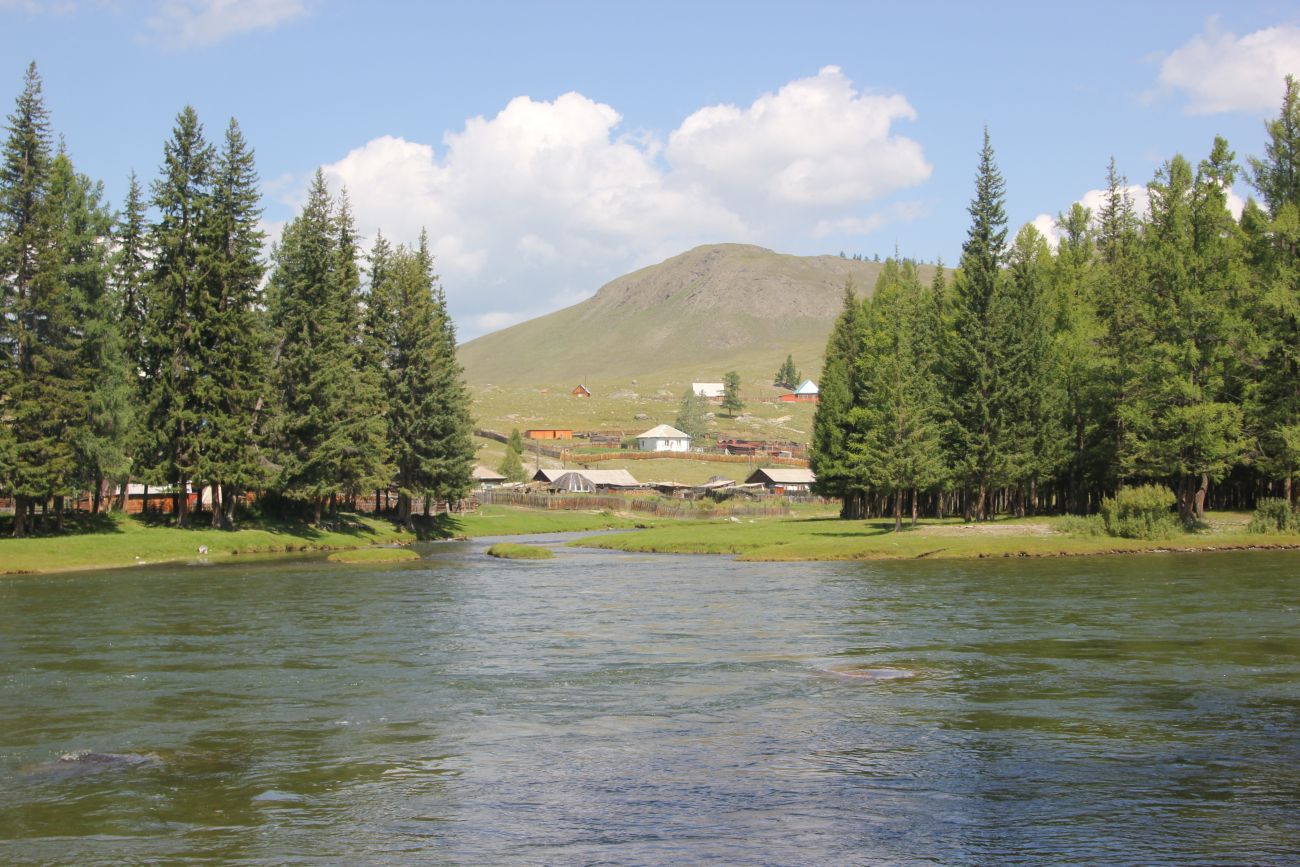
top-left (0, 63), bottom-right (474, 537)
top-left (813, 79), bottom-right (1300, 529)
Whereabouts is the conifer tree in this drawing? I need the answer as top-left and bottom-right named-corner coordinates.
top-left (721, 370), bottom-right (744, 417)
top-left (194, 119), bottom-right (269, 527)
top-left (497, 444), bottom-right (526, 483)
top-left (379, 238), bottom-right (473, 526)
top-left (947, 128), bottom-right (1010, 520)
top-left (1, 63), bottom-right (82, 535)
top-left (1132, 145), bottom-right (1247, 521)
top-left (995, 224), bottom-right (1065, 515)
top-left (812, 280), bottom-right (870, 517)
top-left (773, 354), bottom-right (800, 390)
top-left (851, 261), bottom-right (944, 530)
top-left (49, 151), bottom-right (131, 515)
top-left (144, 106), bottom-right (214, 526)
top-left (1247, 77), bottom-right (1300, 504)
top-left (268, 171), bottom-right (360, 522)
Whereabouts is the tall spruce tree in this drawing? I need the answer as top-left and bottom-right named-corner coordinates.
top-left (145, 106), bottom-right (214, 526)
top-left (268, 171), bottom-right (369, 522)
top-left (811, 280), bottom-right (869, 517)
top-left (947, 128), bottom-right (1010, 520)
top-left (996, 224), bottom-right (1065, 515)
top-left (50, 151), bottom-right (131, 515)
top-left (851, 260), bottom-right (944, 530)
top-left (675, 385), bottom-right (710, 442)
top-left (1, 63), bottom-right (82, 536)
top-left (194, 119), bottom-right (268, 527)
top-left (379, 237), bottom-right (473, 527)
top-left (111, 172), bottom-right (150, 510)
top-left (721, 370), bottom-right (744, 417)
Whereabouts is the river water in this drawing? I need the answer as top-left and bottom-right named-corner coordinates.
top-left (1, 537), bottom-right (1297, 864)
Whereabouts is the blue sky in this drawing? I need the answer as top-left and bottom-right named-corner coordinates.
top-left (4, 1), bottom-right (1298, 337)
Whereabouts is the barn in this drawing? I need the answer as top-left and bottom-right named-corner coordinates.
top-left (744, 467), bottom-right (816, 494)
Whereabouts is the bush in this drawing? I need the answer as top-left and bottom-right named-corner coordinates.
top-left (1247, 498), bottom-right (1298, 534)
top-left (1057, 514), bottom-right (1104, 536)
top-left (1099, 485), bottom-right (1179, 539)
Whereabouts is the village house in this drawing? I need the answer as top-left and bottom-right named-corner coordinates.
top-left (571, 384), bottom-right (591, 398)
top-left (531, 468), bottom-right (643, 491)
top-left (692, 382), bottom-right (725, 399)
top-left (635, 423), bottom-right (692, 452)
top-left (472, 465), bottom-right (508, 489)
top-left (779, 379), bottom-right (820, 403)
top-left (744, 467), bottom-right (816, 495)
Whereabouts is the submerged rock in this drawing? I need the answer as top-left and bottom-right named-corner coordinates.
top-left (21, 750), bottom-right (162, 779)
top-left (827, 666), bottom-right (916, 682)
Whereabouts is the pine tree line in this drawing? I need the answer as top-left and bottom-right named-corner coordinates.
top-left (813, 79), bottom-right (1300, 528)
top-left (0, 63), bottom-right (474, 536)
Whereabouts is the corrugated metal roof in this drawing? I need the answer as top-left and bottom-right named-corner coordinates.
top-left (636, 424), bottom-right (691, 440)
top-left (532, 468), bottom-right (643, 487)
top-left (795, 379), bottom-right (819, 395)
top-left (745, 468), bottom-right (816, 485)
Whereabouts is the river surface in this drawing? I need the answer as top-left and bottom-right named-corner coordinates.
top-left (1, 537), bottom-right (1297, 865)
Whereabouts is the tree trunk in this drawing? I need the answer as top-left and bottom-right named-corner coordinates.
top-left (911, 488), bottom-right (919, 528)
top-left (1286, 474), bottom-right (1294, 509)
top-left (54, 495), bottom-right (64, 532)
top-left (13, 495), bottom-right (27, 538)
top-left (313, 496), bottom-right (323, 526)
top-left (211, 484), bottom-right (223, 528)
top-left (975, 482), bottom-right (988, 522)
top-left (116, 475), bottom-right (129, 512)
top-left (893, 489), bottom-right (903, 532)
top-left (1194, 472), bottom-right (1209, 520)
top-left (92, 475), bottom-right (103, 514)
top-left (223, 488), bottom-right (239, 528)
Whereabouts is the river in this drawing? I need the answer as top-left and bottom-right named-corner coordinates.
top-left (1, 537), bottom-right (1297, 864)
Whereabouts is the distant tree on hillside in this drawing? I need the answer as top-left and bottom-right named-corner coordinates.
top-left (773, 354), bottom-right (800, 390)
top-left (508, 427), bottom-right (523, 454)
top-left (497, 444), bottom-right (526, 483)
top-left (675, 386), bottom-right (709, 442)
top-left (722, 371), bottom-right (744, 417)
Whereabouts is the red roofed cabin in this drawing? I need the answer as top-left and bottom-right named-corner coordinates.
top-left (525, 429), bottom-right (573, 440)
top-left (571, 384), bottom-right (592, 397)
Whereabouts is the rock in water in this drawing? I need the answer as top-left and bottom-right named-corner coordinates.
top-left (21, 750), bottom-right (161, 780)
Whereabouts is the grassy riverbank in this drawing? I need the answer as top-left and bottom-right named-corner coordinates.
top-left (0, 505), bottom-right (645, 576)
top-left (572, 512), bottom-right (1300, 561)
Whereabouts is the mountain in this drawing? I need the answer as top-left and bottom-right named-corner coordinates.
top-left (459, 244), bottom-right (928, 388)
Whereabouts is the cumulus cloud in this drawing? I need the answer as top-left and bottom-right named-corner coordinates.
top-left (313, 68), bottom-right (931, 338)
top-left (147, 0), bottom-right (307, 47)
top-left (1157, 18), bottom-right (1300, 114)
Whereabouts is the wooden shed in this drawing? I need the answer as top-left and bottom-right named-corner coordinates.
top-left (525, 429), bottom-right (573, 440)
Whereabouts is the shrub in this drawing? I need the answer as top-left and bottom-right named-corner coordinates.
top-left (1247, 498), bottom-right (1298, 534)
top-left (1099, 485), bottom-right (1179, 539)
top-left (1057, 514), bottom-right (1104, 537)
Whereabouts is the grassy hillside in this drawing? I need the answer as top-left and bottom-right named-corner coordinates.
top-left (460, 243), bottom-right (932, 389)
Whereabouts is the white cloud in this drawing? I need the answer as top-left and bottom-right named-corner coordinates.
top-left (668, 66), bottom-right (931, 214)
top-left (313, 68), bottom-right (931, 338)
top-left (1158, 18), bottom-right (1300, 114)
top-left (147, 0), bottom-right (307, 47)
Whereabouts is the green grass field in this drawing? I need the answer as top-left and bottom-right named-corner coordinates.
top-left (570, 512), bottom-right (1300, 561)
top-left (0, 511), bottom-right (414, 575)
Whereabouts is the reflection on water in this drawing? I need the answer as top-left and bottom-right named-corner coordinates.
top-left (1, 538), bottom-right (1297, 863)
